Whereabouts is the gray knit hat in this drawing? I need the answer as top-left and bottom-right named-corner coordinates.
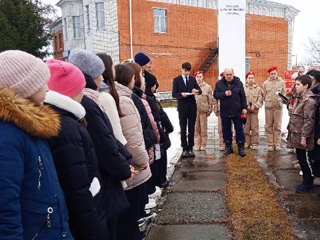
top-left (68, 49), bottom-right (105, 79)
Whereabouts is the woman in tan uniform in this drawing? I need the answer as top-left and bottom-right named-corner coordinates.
top-left (244, 71), bottom-right (264, 149)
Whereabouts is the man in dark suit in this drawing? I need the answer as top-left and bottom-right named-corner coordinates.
top-left (172, 62), bottom-right (202, 158)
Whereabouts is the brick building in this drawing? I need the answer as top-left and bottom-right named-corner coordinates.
top-left (50, 18), bottom-right (64, 60)
top-left (52, 0), bottom-right (298, 91)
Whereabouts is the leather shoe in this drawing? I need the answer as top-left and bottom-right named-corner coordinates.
top-left (181, 150), bottom-right (188, 158)
top-left (188, 150), bottom-right (195, 157)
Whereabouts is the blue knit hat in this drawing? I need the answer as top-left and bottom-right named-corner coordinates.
top-left (134, 52), bottom-right (150, 67)
top-left (68, 49), bottom-right (105, 79)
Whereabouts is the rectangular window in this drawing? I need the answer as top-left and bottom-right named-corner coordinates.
top-left (73, 16), bottom-right (81, 38)
top-left (63, 18), bottom-right (67, 40)
top-left (245, 57), bottom-right (251, 73)
top-left (58, 33), bottom-right (63, 50)
top-left (96, 2), bottom-right (105, 29)
top-left (85, 5), bottom-right (90, 32)
top-left (153, 8), bottom-right (167, 33)
top-left (54, 35), bottom-right (58, 52)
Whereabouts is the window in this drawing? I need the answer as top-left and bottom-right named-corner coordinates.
top-left (85, 5), bottom-right (90, 31)
top-left (63, 18), bottom-right (67, 40)
top-left (54, 35), bottom-right (58, 52)
top-left (73, 16), bottom-right (81, 38)
top-left (96, 2), bottom-right (105, 29)
top-left (245, 57), bottom-right (251, 73)
top-left (153, 8), bottom-right (167, 33)
top-left (58, 33), bottom-right (63, 50)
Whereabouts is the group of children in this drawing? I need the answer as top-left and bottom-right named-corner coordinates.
top-left (0, 50), bottom-right (172, 240)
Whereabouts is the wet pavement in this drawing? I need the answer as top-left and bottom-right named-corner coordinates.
top-left (146, 137), bottom-right (320, 240)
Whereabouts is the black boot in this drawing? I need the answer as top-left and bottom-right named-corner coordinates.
top-left (224, 145), bottom-right (233, 156)
top-left (237, 142), bottom-right (246, 157)
top-left (238, 146), bottom-right (246, 157)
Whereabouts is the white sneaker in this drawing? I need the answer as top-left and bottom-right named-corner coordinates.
top-left (148, 187), bottom-right (161, 198)
top-left (145, 198), bottom-right (157, 209)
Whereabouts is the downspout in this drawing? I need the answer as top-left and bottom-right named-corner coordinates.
top-left (129, 0), bottom-right (133, 59)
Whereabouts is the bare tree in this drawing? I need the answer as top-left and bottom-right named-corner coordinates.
top-left (305, 33), bottom-right (320, 66)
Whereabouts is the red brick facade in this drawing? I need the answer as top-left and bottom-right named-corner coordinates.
top-left (53, 30), bottom-right (64, 60)
top-left (118, 1), bottom-right (289, 91)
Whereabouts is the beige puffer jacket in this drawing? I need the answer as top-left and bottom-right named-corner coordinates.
top-left (263, 77), bottom-right (286, 110)
top-left (115, 82), bottom-right (151, 189)
top-left (195, 81), bottom-right (213, 114)
top-left (245, 83), bottom-right (264, 113)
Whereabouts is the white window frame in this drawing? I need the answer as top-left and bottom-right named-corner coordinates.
top-left (63, 18), bottom-right (68, 40)
top-left (96, 2), bottom-right (105, 30)
top-left (153, 8), bottom-right (167, 33)
top-left (73, 16), bottom-right (81, 38)
top-left (85, 5), bottom-right (90, 32)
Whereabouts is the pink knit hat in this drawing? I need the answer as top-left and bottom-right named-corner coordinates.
top-left (47, 59), bottom-right (85, 97)
top-left (0, 50), bottom-right (50, 98)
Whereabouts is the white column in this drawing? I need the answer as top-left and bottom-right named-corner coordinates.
top-left (218, 0), bottom-right (246, 81)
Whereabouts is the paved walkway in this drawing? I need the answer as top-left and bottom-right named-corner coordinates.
top-left (146, 136), bottom-right (320, 240)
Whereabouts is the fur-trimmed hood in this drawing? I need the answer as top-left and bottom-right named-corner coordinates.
top-left (0, 88), bottom-right (60, 138)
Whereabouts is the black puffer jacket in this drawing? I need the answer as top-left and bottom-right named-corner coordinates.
top-left (311, 83), bottom-right (320, 140)
top-left (145, 89), bottom-right (174, 149)
top-left (213, 77), bottom-right (247, 117)
top-left (45, 92), bottom-right (107, 240)
top-left (81, 95), bottom-right (132, 219)
top-left (132, 87), bottom-right (157, 149)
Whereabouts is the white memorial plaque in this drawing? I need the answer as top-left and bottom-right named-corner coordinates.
top-left (218, 0), bottom-right (246, 82)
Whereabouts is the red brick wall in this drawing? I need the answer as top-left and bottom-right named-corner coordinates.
top-left (118, 1), bottom-right (288, 91)
top-left (246, 14), bottom-right (288, 86)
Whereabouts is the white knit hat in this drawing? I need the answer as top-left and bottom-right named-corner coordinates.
top-left (0, 50), bottom-right (50, 98)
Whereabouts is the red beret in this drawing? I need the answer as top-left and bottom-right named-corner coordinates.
top-left (220, 72), bottom-right (225, 78)
top-left (245, 71), bottom-right (255, 79)
top-left (194, 70), bottom-right (204, 77)
top-left (267, 66), bottom-right (277, 73)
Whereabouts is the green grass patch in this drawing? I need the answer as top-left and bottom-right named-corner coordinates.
top-left (226, 149), bottom-right (297, 240)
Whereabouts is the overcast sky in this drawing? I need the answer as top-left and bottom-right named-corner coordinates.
top-left (44, 0), bottom-right (319, 64)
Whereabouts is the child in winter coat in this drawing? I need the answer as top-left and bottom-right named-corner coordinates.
top-left (244, 71), bottom-right (264, 149)
top-left (194, 70), bottom-right (214, 151)
top-left (0, 50), bottom-right (72, 240)
top-left (114, 64), bottom-right (151, 240)
top-left (287, 75), bottom-right (318, 193)
top-left (144, 72), bottom-right (174, 188)
top-left (46, 60), bottom-right (108, 239)
top-left (68, 50), bottom-right (133, 240)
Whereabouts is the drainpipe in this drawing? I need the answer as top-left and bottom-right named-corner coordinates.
top-left (129, 0), bottom-right (133, 59)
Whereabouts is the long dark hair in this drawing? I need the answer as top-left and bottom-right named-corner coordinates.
top-left (97, 53), bottom-right (123, 117)
top-left (114, 64), bottom-right (135, 87)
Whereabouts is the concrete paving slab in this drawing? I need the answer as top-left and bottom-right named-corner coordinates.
top-left (146, 224), bottom-right (232, 240)
top-left (156, 192), bottom-right (226, 225)
top-left (170, 171), bottom-right (226, 192)
top-left (293, 219), bottom-right (320, 240)
top-left (181, 158), bottom-right (226, 172)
